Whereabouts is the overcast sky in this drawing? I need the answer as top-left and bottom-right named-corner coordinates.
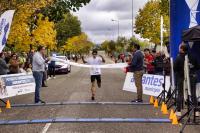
top-left (73, 0), bottom-right (148, 44)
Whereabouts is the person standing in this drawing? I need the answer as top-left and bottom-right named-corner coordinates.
top-left (174, 43), bottom-right (200, 116)
top-left (32, 46), bottom-right (49, 103)
top-left (8, 53), bottom-right (20, 74)
top-left (130, 44), bottom-right (144, 103)
top-left (5, 51), bottom-right (12, 64)
top-left (144, 48), bottom-right (154, 74)
top-left (0, 53), bottom-right (8, 75)
top-left (174, 44), bottom-right (188, 116)
top-left (82, 50), bottom-right (105, 100)
top-left (48, 54), bottom-right (56, 79)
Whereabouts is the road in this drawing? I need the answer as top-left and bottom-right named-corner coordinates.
top-left (0, 54), bottom-right (199, 133)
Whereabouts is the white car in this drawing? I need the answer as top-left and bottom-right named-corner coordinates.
top-left (50, 56), bottom-right (71, 74)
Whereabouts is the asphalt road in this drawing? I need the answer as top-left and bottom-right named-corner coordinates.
top-left (0, 54), bottom-right (199, 133)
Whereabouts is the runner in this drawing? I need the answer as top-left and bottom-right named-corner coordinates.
top-left (82, 50), bottom-right (105, 100)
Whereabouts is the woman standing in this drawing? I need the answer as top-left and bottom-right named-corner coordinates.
top-left (9, 53), bottom-right (20, 74)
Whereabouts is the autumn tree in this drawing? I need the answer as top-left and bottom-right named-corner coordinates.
top-left (32, 14), bottom-right (57, 50)
top-left (1, 0), bottom-right (90, 52)
top-left (134, 0), bottom-right (169, 45)
top-left (64, 33), bottom-right (94, 54)
top-left (0, 0), bottom-right (91, 13)
top-left (6, 0), bottom-right (54, 51)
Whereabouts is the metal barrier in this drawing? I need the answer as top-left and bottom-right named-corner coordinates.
top-left (0, 118), bottom-right (171, 125)
top-left (4, 101), bottom-right (151, 108)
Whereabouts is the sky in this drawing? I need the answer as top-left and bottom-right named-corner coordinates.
top-left (73, 0), bottom-right (148, 44)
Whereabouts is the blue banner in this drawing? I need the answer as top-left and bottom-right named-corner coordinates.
top-left (170, 0), bottom-right (200, 58)
top-left (170, 0), bottom-right (200, 81)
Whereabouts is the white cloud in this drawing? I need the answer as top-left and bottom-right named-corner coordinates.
top-left (73, 0), bottom-right (148, 44)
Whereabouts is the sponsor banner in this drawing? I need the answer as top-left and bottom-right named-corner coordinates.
top-left (0, 73), bottom-right (35, 99)
top-left (0, 10), bottom-right (15, 52)
top-left (123, 72), bottom-right (170, 97)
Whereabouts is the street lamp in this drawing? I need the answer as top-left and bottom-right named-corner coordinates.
top-left (111, 19), bottom-right (119, 40)
top-left (132, 0), bottom-right (134, 38)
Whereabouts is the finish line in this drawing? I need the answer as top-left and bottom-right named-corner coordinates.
top-left (5, 101), bottom-right (151, 108)
top-left (0, 118), bottom-right (171, 125)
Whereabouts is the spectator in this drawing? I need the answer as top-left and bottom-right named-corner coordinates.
top-left (130, 43), bottom-right (144, 103)
top-left (27, 49), bottom-right (34, 64)
top-left (19, 51), bottom-right (27, 65)
top-left (5, 51), bottom-right (11, 64)
top-left (25, 62), bottom-right (32, 74)
top-left (144, 49), bottom-right (154, 74)
top-left (151, 49), bottom-right (156, 58)
top-left (125, 54), bottom-right (133, 73)
top-left (48, 54), bottom-right (56, 79)
top-left (152, 52), bottom-right (164, 75)
top-left (32, 46), bottom-right (49, 103)
top-left (19, 63), bottom-right (26, 73)
top-left (9, 53), bottom-right (20, 74)
top-left (0, 53), bottom-right (8, 75)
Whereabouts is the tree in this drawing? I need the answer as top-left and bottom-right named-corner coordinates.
top-left (0, 0), bottom-right (91, 14)
top-left (56, 13), bottom-right (81, 49)
top-left (127, 36), bottom-right (150, 52)
top-left (159, 0), bottom-right (169, 16)
top-left (115, 37), bottom-right (128, 53)
top-left (134, 0), bottom-right (169, 45)
top-left (101, 40), bottom-right (116, 54)
top-left (64, 33), bottom-right (94, 54)
top-left (6, 0), bottom-right (54, 52)
top-left (32, 15), bottom-right (57, 50)
top-left (2, 0), bottom-right (90, 52)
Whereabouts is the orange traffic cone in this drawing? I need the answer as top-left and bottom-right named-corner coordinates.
top-left (161, 102), bottom-right (165, 112)
top-left (6, 100), bottom-right (11, 109)
top-left (162, 104), bottom-right (168, 115)
top-left (154, 99), bottom-right (158, 108)
top-left (150, 96), bottom-right (154, 104)
top-left (172, 113), bottom-right (179, 125)
top-left (169, 109), bottom-right (174, 120)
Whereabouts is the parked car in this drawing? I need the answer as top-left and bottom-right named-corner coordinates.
top-left (50, 56), bottom-right (71, 74)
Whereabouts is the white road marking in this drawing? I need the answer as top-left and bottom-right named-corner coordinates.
top-left (41, 123), bottom-right (52, 133)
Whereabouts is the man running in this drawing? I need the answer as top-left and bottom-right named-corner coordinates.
top-left (82, 50), bottom-right (105, 100)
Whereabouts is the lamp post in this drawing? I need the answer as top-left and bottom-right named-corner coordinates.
top-left (111, 19), bottom-right (119, 40)
top-left (132, 0), bottom-right (134, 38)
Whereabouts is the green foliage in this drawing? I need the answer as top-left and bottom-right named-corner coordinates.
top-left (39, 0), bottom-right (91, 22)
top-left (56, 13), bottom-right (81, 48)
top-left (101, 36), bottom-right (150, 54)
top-left (127, 36), bottom-right (150, 52)
top-left (135, 0), bottom-right (169, 45)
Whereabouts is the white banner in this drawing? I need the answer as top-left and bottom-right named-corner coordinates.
top-left (0, 73), bottom-right (35, 99)
top-left (123, 72), bottom-right (170, 97)
top-left (51, 57), bottom-right (128, 69)
top-left (0, 10), bottom-right (15, 52)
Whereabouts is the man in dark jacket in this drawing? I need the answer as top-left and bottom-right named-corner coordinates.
top-left (0, 53), bottom-right (8, 75)
top-left (130, 44), bottom-right (144, 103)
top-left (174, 44), bottom-right (187, 116)
top-left (174, 43), bottom-right (200, 116)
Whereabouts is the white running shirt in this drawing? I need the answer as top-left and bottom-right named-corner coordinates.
top-left (86, 57), bottom-right (102, 75)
